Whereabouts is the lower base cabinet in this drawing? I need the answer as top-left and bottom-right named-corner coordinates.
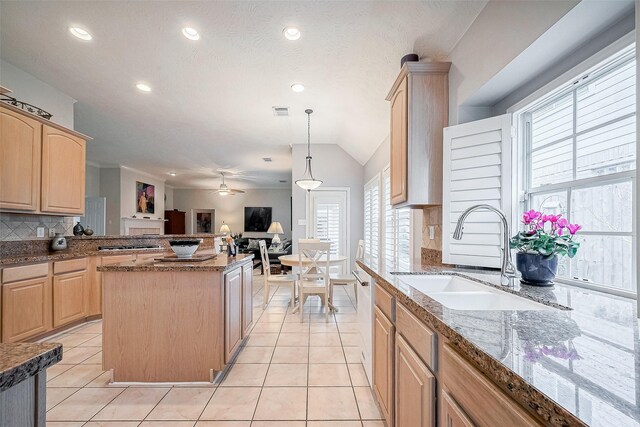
top-left (373, 305), bottom-right (394, 426)
top-left (2, 277), bottom-right (52, 343)
top-left (395, 334), bottom-right (435, 427)
top-left (440, 390), bottom-right (475, 427)
top-left (241, 264), bottom-right (253, 337)
top-left (52, 271), bottom-right (87, 328)
top-left (224, 267), bottom-right (243, 363)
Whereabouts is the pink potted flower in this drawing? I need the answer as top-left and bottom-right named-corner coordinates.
top-left (510, 210), bottom-right (581, 286)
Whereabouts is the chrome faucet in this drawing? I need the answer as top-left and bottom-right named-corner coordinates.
top-left (453, 204), bottom-right (517, 279)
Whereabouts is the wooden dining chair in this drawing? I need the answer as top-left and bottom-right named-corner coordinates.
top-left (329, 239), bottom-right (364, 304)
top-left (259, 240), bottom-right (297, 309)
top-left (297, 241), bottom-right (331, 322)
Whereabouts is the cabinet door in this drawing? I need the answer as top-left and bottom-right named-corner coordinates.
top-left (440, 390), bottom-right (475, 427)
top-left (390, 76), bottom-right (408, 205)
top-left (225, 267), bottom-right (243, 362)
top-left (0, 106), bottom-right (42, 211)
top-left (395, 334), bottom-right (435, 427)
top-left (2, 277), bottom-right (52, 343)
top-left (241, 264), bottom-right (253, 337)
top-left (53, 271), bottom-right (87, 327)
top-left (41, 125), bottom-right (86, 215)
top-left (373, 306), bottom-right (394, 426)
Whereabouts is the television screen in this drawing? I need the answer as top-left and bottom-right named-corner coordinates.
top-left (244, 207), bottom-right (272, 232)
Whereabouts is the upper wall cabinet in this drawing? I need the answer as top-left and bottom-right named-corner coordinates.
top-left (0, 104), bottom-right (89, 216)
top-left (41, 125), bottom-right (86, 214)
top-left (386, 62), bottom-right (450, 208)
top-left (0, 107), bottom-right (42, 211)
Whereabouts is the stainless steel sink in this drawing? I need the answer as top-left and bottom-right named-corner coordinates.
top-left (394, 274), bottom-right (553, 311)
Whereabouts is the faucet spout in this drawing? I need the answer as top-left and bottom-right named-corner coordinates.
top-left (453, 204), bottom-right (516, 280)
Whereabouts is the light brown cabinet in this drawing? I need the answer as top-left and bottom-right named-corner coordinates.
top-left (41, 125), bottom-right (86, 215)
top-left (0, 104), bottom-right (89, 216)
top-left (373, 305), bottom-right (394, 426)
top-left (386, 62), bottom-right (450, 208)
top-left (53, 270), bottom-right (87, 328)
top-left (0, 107), bottom-right (42, 211)
top-left (440, 390), bottom-right (475, 427)
top-left (224, 267), bottom-right (243, 363)
top-left (2, 276), bottom-right (52, 343)
top-left (241, 264), bottom-right (253, 338)
top-left (395, 334), bottom-right (435, 427)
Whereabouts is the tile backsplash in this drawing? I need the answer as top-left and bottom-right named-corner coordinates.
top-left (422, 205), bottom-right (442, 251)
top-left (0, 213), bottom-right (75, 241)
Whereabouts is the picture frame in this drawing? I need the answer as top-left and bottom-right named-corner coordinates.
top-left (191, 209), bottom-right (216, 233)
top-left (136, 181), bottom-right (155, 214)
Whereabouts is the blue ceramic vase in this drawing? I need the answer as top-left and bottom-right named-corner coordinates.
top-left (516, 253), bottom-right (558, 287)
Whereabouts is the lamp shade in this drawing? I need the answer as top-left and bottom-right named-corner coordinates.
top-left (219, 223), bottom-right (231, 234)
top-left (267, 221), bottom-right (284, 234)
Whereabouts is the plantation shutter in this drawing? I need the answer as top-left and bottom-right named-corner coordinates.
top-left (315, 202), bottom-right (341, 256)
top-left (364, 176), bottom-right (380, 269)
top-left (442, 114), bottom-right (512, 268)
top-left (383, 169), bottom-right (412, 271)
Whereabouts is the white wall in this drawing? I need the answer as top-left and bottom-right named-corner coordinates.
top-left (448, 1), bottom-right (578, 125)
top-left (292, 144), bottom-right (364, 267)
top-left (172, 188), bottom-right (292, 239)
top-left (86, 164), bottom-right (101, 197)
top-left (0, 60), bottom-right (76, 129)
top-left (99, 168), bottom-right (121, 235)
top-left (363, 137), bottom-right (390, 184)
top-left (165, 186), bottom-right (175, 210)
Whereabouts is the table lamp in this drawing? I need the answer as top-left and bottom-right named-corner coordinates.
top-left (219, 222), bottom-right (231, 235)
top-left (267, 221), bottom-right (284, 246)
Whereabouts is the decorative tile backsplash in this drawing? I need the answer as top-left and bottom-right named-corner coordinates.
top-left (0, 213), bottom-right (75, 241)
top-left (422, 205), bottom-right (442, 251)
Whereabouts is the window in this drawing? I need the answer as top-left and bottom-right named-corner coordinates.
top-left (364, 176), bottom-right (380, 269)
top-left (519, 45), bottom-right (636, 295)
top-left (383, 168), bottom-right (411, 271)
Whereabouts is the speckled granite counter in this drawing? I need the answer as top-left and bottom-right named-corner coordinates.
top-left (98, 253), bottom-right (254, 272)
top-left (0, 343), bottom-right (61, 392)
top-left (357, 259), bottom-right (640, 427)
top-left (0, 234), bottom-right (219, 267)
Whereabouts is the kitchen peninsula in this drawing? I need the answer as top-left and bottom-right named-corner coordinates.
top-left (98, 253), bottom-right (254, 383)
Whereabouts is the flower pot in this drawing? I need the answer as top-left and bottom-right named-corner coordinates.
top-left (516, 252), bottom-right (558, 286)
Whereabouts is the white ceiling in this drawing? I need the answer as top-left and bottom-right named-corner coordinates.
top-left (0, 1), bottom-right (486, 189)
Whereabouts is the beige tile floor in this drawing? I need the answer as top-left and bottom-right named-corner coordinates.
top-left (43, 272), bottom-right (385, 427)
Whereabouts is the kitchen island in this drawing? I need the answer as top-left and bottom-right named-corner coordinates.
top-left (98, 254), bottom-right (253, 383)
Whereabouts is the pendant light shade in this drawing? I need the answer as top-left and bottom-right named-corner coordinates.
top-left (296, 109), bottom-right (322, 190)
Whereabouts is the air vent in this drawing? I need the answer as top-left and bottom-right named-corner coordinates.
top-left (263, 157), bottom-right (273, 162)
top-left (272, 106), bottom-right (289, 116)
top-left (279, 180), bottom-right (287, 183)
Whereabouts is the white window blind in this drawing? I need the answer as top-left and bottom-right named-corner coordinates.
top-left (383, 169), bottom-right (412, 271)
top-left (521, 45), bottom-right (636, 294)
top-left (364, 176), bottom-right (380, 269)
top-left (442, 114), bottom-right (512, 269)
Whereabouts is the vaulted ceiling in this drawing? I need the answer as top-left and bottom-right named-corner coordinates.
top-left (0, 1), bottom-right (486, 188)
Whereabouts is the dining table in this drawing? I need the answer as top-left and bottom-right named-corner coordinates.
top-left (278, 253), bottom-right (348, 313)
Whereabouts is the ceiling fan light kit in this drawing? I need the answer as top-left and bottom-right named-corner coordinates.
top-left (216, 172), bottom-right (245, 196)
top-left (295, 109), bottom-right (322, 191)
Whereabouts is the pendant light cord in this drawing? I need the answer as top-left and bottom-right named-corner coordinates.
top-left (306, 109), bottom-right (312, 158)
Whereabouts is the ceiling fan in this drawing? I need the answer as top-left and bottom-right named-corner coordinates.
top-left (215, 172), bottom-right (245, 196)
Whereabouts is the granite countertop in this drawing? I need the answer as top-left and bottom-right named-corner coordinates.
top-left (98, 253), bottom-right (254, 272)
top-left (0, 234), bottom-right (220, 267)
top-left (0, 343), bottom-right (62, 392)
top-left (357, 259), bottom-right (640, 427)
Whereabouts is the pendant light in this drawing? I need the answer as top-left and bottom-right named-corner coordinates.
top-left (295, 109), bottom-right (323, 190)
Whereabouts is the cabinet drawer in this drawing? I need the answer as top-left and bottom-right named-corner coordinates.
top-left (396, 303), bottom-right (436, 370)
top-left (2, 263), bottom-right (49, 283)
top-left (101, 254), bottom-right (136, 265)
top-left (54, 257), bottom-right (88, 275)
top-left (441, 344), bottom-right (541, 426)
top-left (374, 282), bottom-right (394, 321)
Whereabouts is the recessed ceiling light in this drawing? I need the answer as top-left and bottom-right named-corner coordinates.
top-left (168, 172), bottom-right (177, 176)
top-left (291, 83), bottom-right (305, 93)
top-left (69, 27), bottom-right (92, 41)
top-left (136, 82), bottom-right (152, 92)
top-left (182, 27), bottom-right (200, 41)
top-left (283, 27), bottom-right (301, 41)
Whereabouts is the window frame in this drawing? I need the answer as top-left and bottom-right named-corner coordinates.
top-left (513, 39), bottom-right (637, 298)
